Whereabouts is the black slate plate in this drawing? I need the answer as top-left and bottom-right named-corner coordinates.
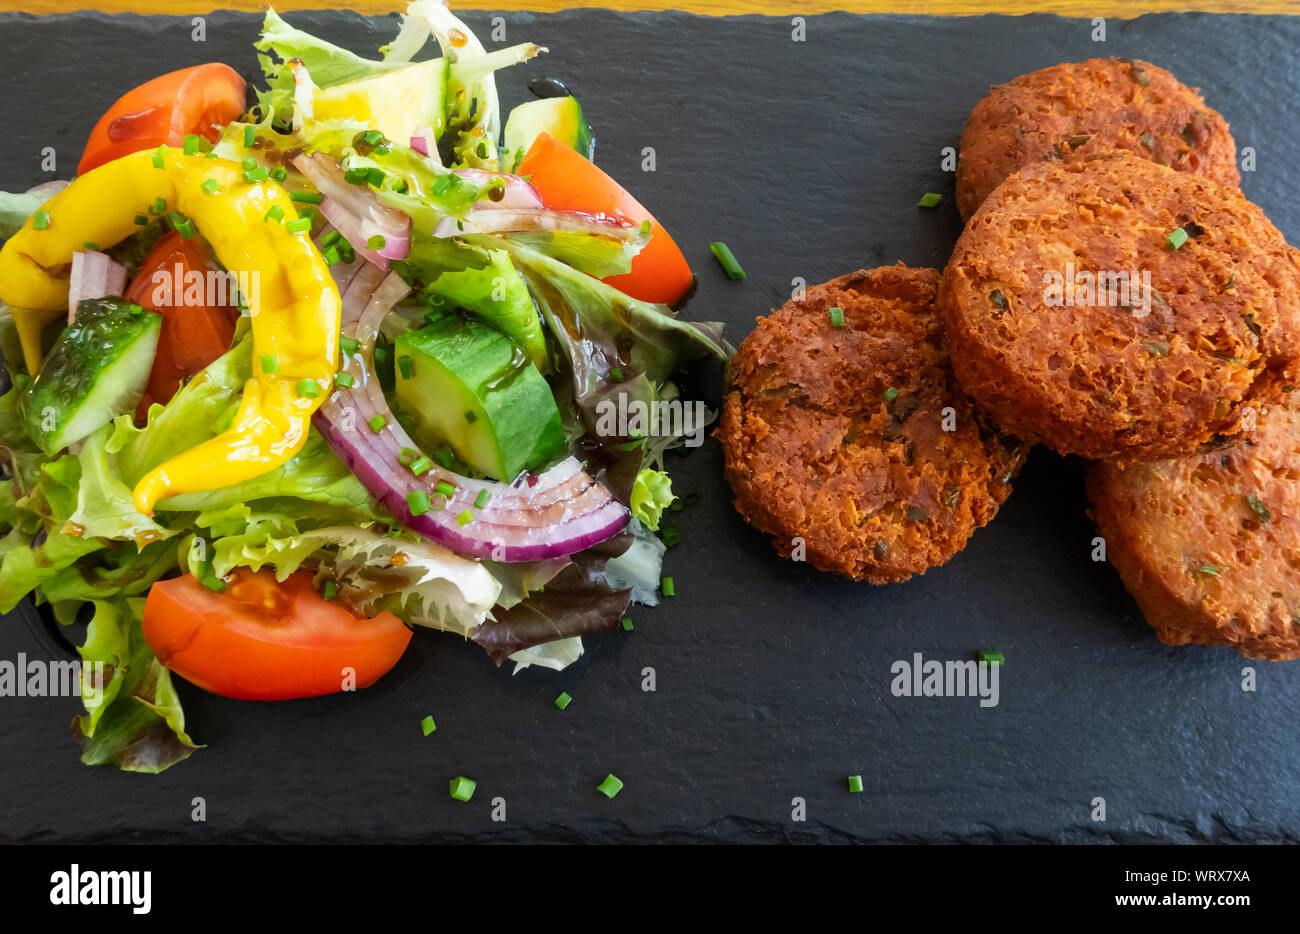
top-left (1, 9), bottom-right (1298, 844)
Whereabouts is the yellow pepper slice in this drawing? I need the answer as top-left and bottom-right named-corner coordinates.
top-left (0, 147), bottom-right (339, 515)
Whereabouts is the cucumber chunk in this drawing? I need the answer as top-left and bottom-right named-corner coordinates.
top-left (394, 316), bottom-right (565, 482)
top-left (21, 297), bottom-right (161, 456)
top-left (504, 96), bottom-right (595, 168)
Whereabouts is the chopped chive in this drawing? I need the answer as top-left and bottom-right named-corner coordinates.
top-left (297, 378), bottom-right (320, 398)
top-left (290, 190), bottom-right (323, 204)
top-left (366, 167), bottom-right (385, 186)
top-left (621, 617), bottom-right (634, 631)
top-left (241, 156), bottom-right (256, 171)
top-left (320, 580), bottom-right (338, 601)
top-left (321, 246), bottom-right (342, 265)
top-left (133, 214), bottom-right (148, 226)
top-left (367, 234), bottom-right (387, 250)
top-left (918, 192), bottom-right (943, 208)
top-left (597, 774), bottom-right (624, 799)
top-left (344, 168), bottom-right (369, 185)
top-left (243, 125), bottom-right (256, 148)
top-left (421, 715), bottom-right (436, 736)
top-left (149, 196), bottom-right (166, 215)
top-left (977, 650), bottom-right (1004, 666)
top-left (200, 177), bottom-right (222, 195)
top-left (609, 367), bottom-right (624, 381)
top-left (448, 776), bottom-right (476, 802)
top-left (660, 525), bottom-right (681, 547)
top-left (264, 205), bottom-right (285, 223)
top-left (1246, 494), bottom-right (1271, 522)
top-left (170, 214), bottom-right (196, 239)
top-left (829, 306), bottom-right (846, 328)
top-left (321, 230), bottom-right (343, 248)
top-left (152, 146), bottom-right (166, 169)
top-left (334, 371), bottom-right (355, 388)
top-left (709, 240), bottom-right (746, 280)
top-left (368, 414), bottom-right (387, 432)
top-left (31, 210), bottom-right (50, 230)
top-left (661, 576), bottom-right (675, 597)
top-left (436, 480), bottom-right (456, 498)
top-left (182, 134), bottom-right (202, 155)
top-left (554, 691), bottom-right (573, 710)
top-left (270, 166), bottom-right (288, 183)
top-left (397, 355), bottom-right (413, 379)
top-left (374, 346), bottom-right (390, 364)
top-left (361, 129), bottom-right (384, 145)
top-left (200, 575), bottom-right (227, 593)
top-left (286, 217), bottom-right (312, 234)
top-left (465, 410), bottom-right (477, 424)
top-left (456, 509), bottom-right (474, 526)
top-left (1197, 565), bottom-right (1227, 577)
top-left (474, 488), bottom-right (491, 509)
top-left (83, 242), bottom-right (99, 251)
top-left (407, 489), bottom-right (432, 516)
top-left (398, 447), bottom-right (418, 465)
top-left (1166, 227), bottom-right (1189, 250)
top-left (338, 243), bottom-right (356, 264)
top-left (884, 387), bottom-right (899, 402)
top-left (432, 447), bottom-right (454, 469)
top-left (848, 775), bottom-right (864, 793)
top-left (432, 174), bottom-right (456, 196)
top-left (259, 353), bottom-right (280, 374)
top-left (409, 456), bottom-right (432, 476)
top-left (339, 336), bottom-right (359, 355)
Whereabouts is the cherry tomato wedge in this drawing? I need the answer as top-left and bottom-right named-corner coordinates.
top-left (142, 569), bottom-right (412, 701)
top-left (78, 64), bottom-right (246, 175)
top-left (517, 132), bottom-right (694, 305)
top-left (125, 230), bottom-right (239, 415)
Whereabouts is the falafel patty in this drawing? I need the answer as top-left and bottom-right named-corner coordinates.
top-left (1088, 399), bottom-right (1300, 660)
top-left (717, 264), bottom-right (1028, 584)
top-left (941, 153), bottom-right (1300, 464)
top-left (956, 57), bottom-right (1240, 219)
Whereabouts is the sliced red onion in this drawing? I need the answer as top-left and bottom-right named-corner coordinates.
top-left (294, 152), bottom-right (412, 270)
top-left (453, 169), bottom-right (543, 209)
top-left (27, 179), bottom-right (70, 199)
top-left (432, 207), bottom-right (634, 240)
top-left (67, 250), bottom-right (127, 322)
top-left (313, 263), bottom-right (627, 561)
top-left (409, 135), bottom-right (429, 156)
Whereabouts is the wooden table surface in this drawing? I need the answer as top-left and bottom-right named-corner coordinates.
top-left (3, 1), bottom-right (1297, 18)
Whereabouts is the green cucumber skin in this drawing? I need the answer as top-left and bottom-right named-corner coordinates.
top-left (504, 96), bottom-right (596, 165)
top-left (21, 298), bottom-right (161, 456)
top-left (394, 316), bottom-right (565, 482)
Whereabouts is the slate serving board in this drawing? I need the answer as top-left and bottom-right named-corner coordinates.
top-left (1, 8), bottom-right (1298, 844)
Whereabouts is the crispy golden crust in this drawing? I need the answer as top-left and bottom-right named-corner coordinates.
top-left (956, 57), bottom-right (1240, 219)
top-left (940, 153), bottom-right (1300, 464)
top-left (1087, 400), bottom-right (1300, 660)
top-left (716, 265), bottom-right (1028, 583)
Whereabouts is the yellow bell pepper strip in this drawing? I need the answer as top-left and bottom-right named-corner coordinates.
top-left (0, 147), bottom-right (340, 515)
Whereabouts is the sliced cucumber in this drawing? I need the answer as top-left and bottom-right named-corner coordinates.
top-left (21, 297), bottom-right (161, 456)
top-left (504, 96), bottom-right (595, 169)
top-left (313, 58), bottom-right (449, 149)
top-left (423, 248), bottom-right (548, 371)
top-left (394, 316), bottom-right (565, 482)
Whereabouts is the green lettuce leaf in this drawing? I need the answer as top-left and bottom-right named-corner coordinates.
top-left (629, 468), bottom-right (673, 531)
top-left (73, 598), bottom-right (198, 773)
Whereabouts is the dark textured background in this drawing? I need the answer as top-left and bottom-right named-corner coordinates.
top-left (1, 9), bottom-right (1298, 843)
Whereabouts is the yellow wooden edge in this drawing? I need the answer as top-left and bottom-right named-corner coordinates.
top-left (2, 1), bottom-right (1299, 18)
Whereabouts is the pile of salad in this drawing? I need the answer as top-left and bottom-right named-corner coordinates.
top-left (0, 0), bottom-right (730, 772)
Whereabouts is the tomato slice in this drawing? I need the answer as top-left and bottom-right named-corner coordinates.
top-left (142, 569), bottom-right (413, 701)
top-left (125, 230), bottom-right (239, 414)
top-left (517, 132), bottom-right (695, 305)
top-left (78, 64), bottom-right (246, 175)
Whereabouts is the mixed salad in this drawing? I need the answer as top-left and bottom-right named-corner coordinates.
top-left (0, 1), bottom-right (730, 772)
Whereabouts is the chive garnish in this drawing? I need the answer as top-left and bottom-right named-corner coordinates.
top-left (270, 166), bottom-right (288, 182)
top-left (1197, 565), bottom-right (1227, 577)
top-left (167, 211), bottom-right (195, 239)
top-left (407, 489), bottom-right (432, 516)
top-left (449, 777), bottom-right (476, 802)
top-left (32, 210), bottom-right (50, 230)
top-left (884, 387), bottom-right (899, 402)
top-left (1246, 494), bottom-right (1271, 523)
top-left (259, 353), bottom-right (279, 374)
top-left (474, 488), bottom-right (491, 509)
top-left (978, 650), bottom-right (1004, 665)
top-left (848, 775), bottom-right (864, 793)
top-left (334, 371), bottom-right (354, 388)
top-left (829, 306), bottom-right (846, 328)
top-left (133, 214), bottom-right (148, 226)
top-left (290, 191), bottom-right (323, 203)
top-left (297, 378), bottom-right (320, 398)
top-left (621, 617), bottom-right (634, 631)
top-left (149, 196), bottom-right (166, 215)
top-left (264, 205), bottom-right (285, 223)
top-left (409, 456), bottom-right (432, 476)
top-left (285, 217), bottom-right (312, 234)
top-left (420, 715), bottom-right (436, 736)
top-left (709, 241), bottom-right (746, 280)
top-left (465, 410), bottom-right (477, 424)
top-left (200, 575), bottom-right (227, 593)
top-left (152, 146), bottom-right (166, 169)
top-left (609, 367), bottom-right (624, 381)
top-left (918, 192), bottom-right (942, 208)
top-left (243, 125), bottom-right (256, 148)
top-left (340, 336), bottom-right (359, 355)
top-left (456, 509), bottom-right (474, 526)
top-left (368, 414), bottom-right (387, 432)
top-left (554, 692), bottom-right (573, 710)
top-left (182, 134), bottom-right (202, 155)
top-left (200, 178), bottom-right (221, 196)
top-left (322, 579), bottom-right (338, 600)
top-left (1166, 227), bottom-right (1189, 250)
top-left (660, 525), bottom-right (682, 547)
top-left (597, 774), bottom-right (624, 799)
top-left (366, 234), bottom-right (386, 250)
top-left (662, 576), bottom-right (676, 597)
top-left (436, 481), bottom-right (456, 498)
